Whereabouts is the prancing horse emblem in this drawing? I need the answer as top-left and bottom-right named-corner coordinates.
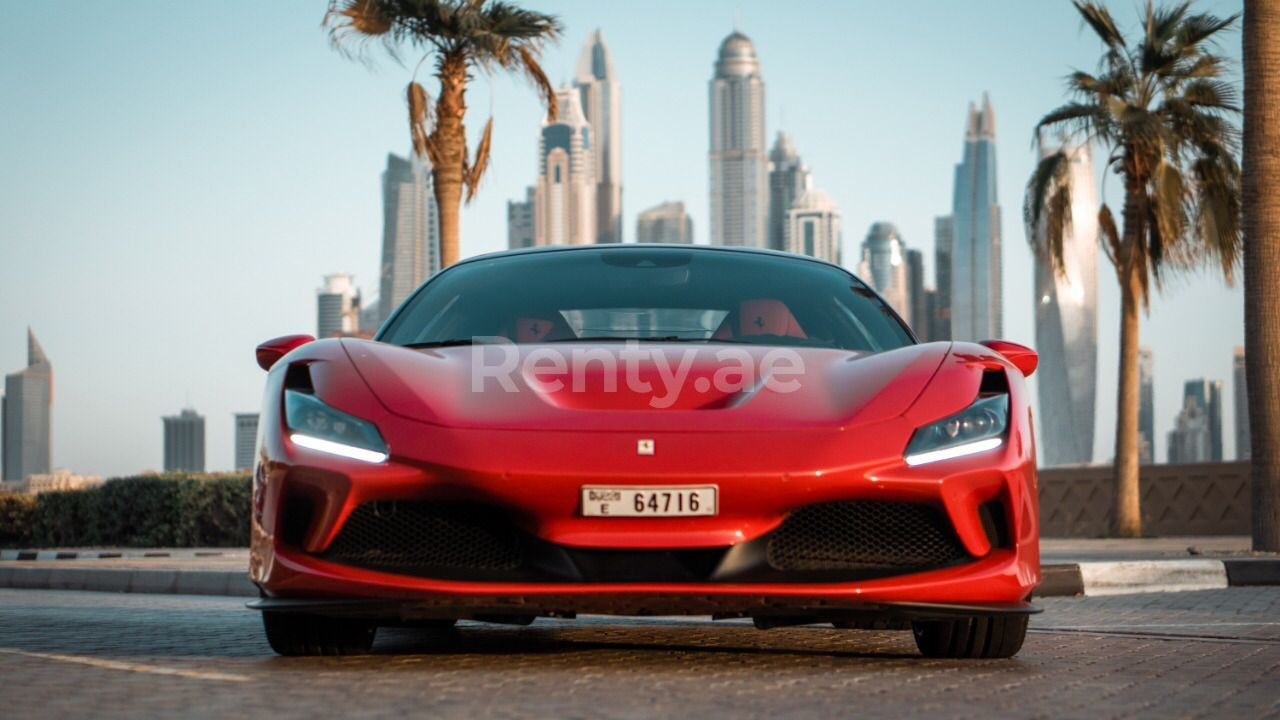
top-left (637, 439), bottom-right (655, 456)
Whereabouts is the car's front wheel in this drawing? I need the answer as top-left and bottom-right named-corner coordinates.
top-left (911, 615), bottom-right (1028, 659)
top-left (262, 612), bottom-right (377, 656)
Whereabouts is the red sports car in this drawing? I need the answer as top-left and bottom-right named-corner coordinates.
top-left (248, 245), bottom-right (1041, 658)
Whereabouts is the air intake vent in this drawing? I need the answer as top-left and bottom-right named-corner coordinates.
top-left (766, 501), bottom-right (969, 572)
top-left (322, 502), bottom-right (524, 573)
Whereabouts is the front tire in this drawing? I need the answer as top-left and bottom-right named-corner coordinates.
top-left (262, 612), bottom-right (377, 656)
top-left (911, 615), bottom-right (1028, 659)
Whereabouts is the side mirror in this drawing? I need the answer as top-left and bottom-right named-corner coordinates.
top-left (256, 334), bottom-right (315, 371)
top-left (979, 339), bottom-right (1038, 377)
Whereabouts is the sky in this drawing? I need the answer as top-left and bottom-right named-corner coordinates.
top-left (0, 0), bottom-right (1247, 477)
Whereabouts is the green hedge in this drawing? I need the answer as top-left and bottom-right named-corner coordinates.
top-left (0, 473), bottom-right (251, 548)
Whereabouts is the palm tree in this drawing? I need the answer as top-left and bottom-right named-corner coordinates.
top-left (325, 0), bottom-right (562, 268)
top-left (1243, 0), bottom-right (1280, 551)
top-left (1026, 1), bottom-right (1241, 537)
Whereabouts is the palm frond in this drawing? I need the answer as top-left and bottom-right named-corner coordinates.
top-left (1025, 150), bottom-right (1073, 268)
top-left (1175, 12), bottom-right (1240, 50)
top-left (1098, 203), bottom-right (1121, 267)
top-left (1149, 162), bottom-right (1190, 264)
top-left (1074, 1), bottom-right (1127, 51)
top-left (407, 81), bottom-right (435, 161)
top-left (516, 45), bottom-right (557, 121)
top-left (1036, 102), bottom-right (1104, 141)
top-left (325, 0), bottom-right (394, 60)
top-left (464, 116), bottom-right (494, 203)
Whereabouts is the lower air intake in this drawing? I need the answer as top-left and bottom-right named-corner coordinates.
top-left (322, 502), bottom-right (523, 573)
top-left (765, 501), bottom-right (969, 572)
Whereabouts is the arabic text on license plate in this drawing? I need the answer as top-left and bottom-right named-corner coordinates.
top-left (581, 486), bottom-right (717, 517)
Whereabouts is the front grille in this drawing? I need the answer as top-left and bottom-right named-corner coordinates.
top-left (323, 502), bottom-right (524, 573)
top-left (765, 501), bottom-right (969, 572)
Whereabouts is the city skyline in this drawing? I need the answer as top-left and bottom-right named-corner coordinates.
top-left (0, 1), bottom-right (1249, 476)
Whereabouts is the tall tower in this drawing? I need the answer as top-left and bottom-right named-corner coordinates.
top-left (1032, 140), bottom-right (1099, 467)
top-left (1235, 346), bottom-right (1250, 460)
top-left (379, 152), bottom-right (439, 323)
top-left (535, 86), bottom-right (596, 246)
top-left (234, 413), bottom-right (259, 471)
top-left (906, 249), bottom-right (928, 338)
top-left (857, 223), bottom-right (910, 320)
top-left (636, 202), bottom-right (694, 244)
top-left (316, 273), bottom-right (361, 339)
top-left (950, 94), bottom-right (1002, 341)
top-left (932, 216), bottom-right (953, 341)
top-left (575, 30), bottom-right (622, 244)
top-left (768, 131), bottom-right (809, 251)
top-left (1139, 347), bottom-right (1155, 463)
top-left (785, 189), bottom-right (841, 263)
top-left (507, 187), bottom-right (536, 249)
top-left (163, 408), bottom-right (205, 473)
top-left (1183, 379), bottom-right (1224, 461)
top-left (709, 31), bottom-right (767, 247)
top-left (2, 329), bottom-right (52, 482)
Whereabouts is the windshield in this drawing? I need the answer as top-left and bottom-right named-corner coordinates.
top-left (378, 248), bottom-right (915, 352)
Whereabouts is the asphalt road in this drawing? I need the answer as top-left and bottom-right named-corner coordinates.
top-left (0, 588), bottom-right (1277, 719)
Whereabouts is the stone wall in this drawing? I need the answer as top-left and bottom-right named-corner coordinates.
top-left (1038, 462), bottom-right (1251, 537)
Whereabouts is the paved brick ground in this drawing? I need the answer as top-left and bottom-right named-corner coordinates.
top-left (0, 588), bottom-right (1276, 719)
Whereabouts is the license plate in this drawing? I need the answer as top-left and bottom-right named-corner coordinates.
top-left (581, 486), bottom-right (718, 517)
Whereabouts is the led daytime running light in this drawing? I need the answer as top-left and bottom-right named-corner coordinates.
top-left (290, 433), bottom-right (388, 464)
top-left (904, 437), bottom-right (1003, 467)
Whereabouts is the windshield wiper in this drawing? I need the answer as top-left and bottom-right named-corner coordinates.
top-left (403, 339), bottom-right (485, 349)
top-left (544, 335), bottom-right (692, 343)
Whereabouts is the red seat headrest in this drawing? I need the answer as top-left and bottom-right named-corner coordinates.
top-left (736, 299), bottom-right (806, 338)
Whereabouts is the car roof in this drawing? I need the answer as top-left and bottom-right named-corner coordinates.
top-left (451, 243), bottom-right (847, 271)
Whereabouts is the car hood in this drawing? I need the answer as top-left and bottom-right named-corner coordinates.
top-left (341, 339), bottom-right (950, 433)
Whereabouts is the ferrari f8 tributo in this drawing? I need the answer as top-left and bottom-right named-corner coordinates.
top-left (248, 245), bottom-right (1041, 658)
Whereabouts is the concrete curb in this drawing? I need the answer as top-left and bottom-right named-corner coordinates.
top-left (0, 567), bottom-right (257, 597)
top-left (1037, 558), bottom-right (1280, 597)
top-left (0, 559), bottom-right (1276, 599)
top-left (0, 549), bottom-right (236, 561)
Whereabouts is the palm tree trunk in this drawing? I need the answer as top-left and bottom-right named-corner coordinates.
top-left (1244, 0), bottom-right (1280, 551)
top-left (1112, 257), bottom-right (1143, 537)
top-left (432, 52), bottom-right (468, 269)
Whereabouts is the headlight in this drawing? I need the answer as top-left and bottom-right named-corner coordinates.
top-left (904, 394), bottom-right (1008, 467)
top-left (285, 390), bottom-right (389, 463)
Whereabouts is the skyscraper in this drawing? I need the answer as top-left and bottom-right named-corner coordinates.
top-left (949, 94), bottom-right (1002, 341)
top-left (906, 249), bottom-right (928, 339)
top-left (1183, 379), bottom-right (1224, 461)
top-left (535, 86), bottom-right (596, 246)
top-left (507, 187), bottom-right (536, 249)
top-left (2, 329), bottom-right (52, 482)
top-left (857, 223), bottom-right (910, 320)
top-left (932, 216), bottom-right (953, 341)
top-left (1235, 346), bottom-right (1250, 460)
top-left (163, 408), bottom-right (205, 473)
top-left (380, 152), bottom-right (439, 323)
top-left (636, 202), bottom-right (694, 244)
top-left (575, 30), bottom-right (622, 245)
top-left (785, 189), bottom-right (841, 264)
top-left (1168, 393), bottom-right (1212, 464)
top-left (768, 131), bottom-right (810, 251)
top-left (709, 31), bottom-right (767, 247)
top-left (1032, 140), bottom-right (1099, 467)
top-left (234, 413), bottom-right (259, 471)
top-left (316, 273), bottom-right (361, 339)
top-left (1139, 347), bottom-right (1155, 464)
